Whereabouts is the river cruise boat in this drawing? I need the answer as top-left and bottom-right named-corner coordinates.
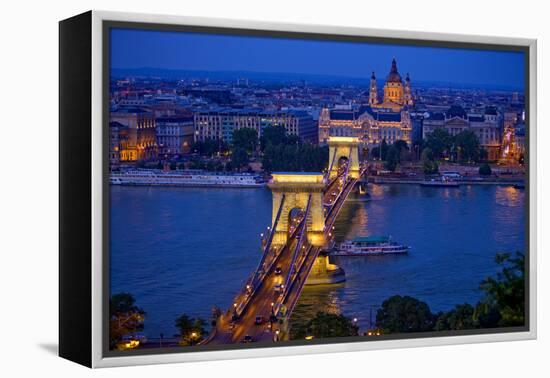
top-left (333, 236), bottom-right (410, 256)
top-left (109, 169), bottom-right (266, 188)
top-left (420, 176), bottom-right (460, 187)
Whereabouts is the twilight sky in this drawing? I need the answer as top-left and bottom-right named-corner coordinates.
top-left (110, 28), bottom-right (525, 90)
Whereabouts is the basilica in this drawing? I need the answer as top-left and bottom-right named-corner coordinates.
top-left (319, 58), bottom-right (414, 149)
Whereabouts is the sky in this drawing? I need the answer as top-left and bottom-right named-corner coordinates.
top-left (110, 28), bottom-right (525, 90)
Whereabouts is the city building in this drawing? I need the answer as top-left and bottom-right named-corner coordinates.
top-left (109, 121), bottom-right (125, 169)
top-left (156, 116), bottom-right (195, 157)
top-left (422, 105), bottom-right (502, 161)
top-left (110, 107), bottom-right (158, 161)
top-left (514, 123), bottom-right (526, 161)
top-left (500, 109), bottom-right (523, 163)
top-left (193, 108), bottom-right (318, 144)
top-left (319, 59), bottom-right (413, 148)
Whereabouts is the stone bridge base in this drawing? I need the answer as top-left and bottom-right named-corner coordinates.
top-left (305, 254), bottom-right (346, 285)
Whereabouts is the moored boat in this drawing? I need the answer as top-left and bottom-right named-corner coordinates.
top-left (332, 236), bottom-right (410, 256)
top-left (109, 169), bottom-right (266, 188)
top-left (420, 176), bottom-right (460, 187)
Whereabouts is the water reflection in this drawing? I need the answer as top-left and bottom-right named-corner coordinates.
top-left (495, 186), bottom-right (524, 207)
top-left (293, 183), bottom-right (526, 331)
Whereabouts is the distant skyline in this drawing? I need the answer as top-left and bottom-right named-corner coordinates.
top-left (110, 28), bottom-right (526, 90)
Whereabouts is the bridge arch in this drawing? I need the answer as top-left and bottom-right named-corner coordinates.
top-left (268, 173), bottom-right (325, 247)
top-left (328, 136), bottom-right (360, 179)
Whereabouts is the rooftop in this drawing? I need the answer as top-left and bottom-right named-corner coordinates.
top-left (353, 236), bottom-right (390, 244)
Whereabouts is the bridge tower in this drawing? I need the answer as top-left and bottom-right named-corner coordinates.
top-left (268, 173), bottom-right (326, 247)
top-left (328, 136), bottom-right (360, 179)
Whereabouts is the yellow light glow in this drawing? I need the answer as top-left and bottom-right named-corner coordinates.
top-left (305, 335), bottom-right (314, 340)
top-left (271, 173), bottom-right (324, 184)
top-left (328, 136), bottom-right (360, 143)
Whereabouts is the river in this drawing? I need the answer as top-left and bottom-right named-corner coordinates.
top-left (109, 183), bottom-right (525, 338)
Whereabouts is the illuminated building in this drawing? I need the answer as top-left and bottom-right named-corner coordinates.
top-left (500, 110), bottom-right (522, 163)
top-left (423, 105), bottom-right (502, 161)
top-left (319, 59), bottom-right (413, 148)
top-left (514, 124), bottom-right (526, 161)
top-left (110, 107), bottom-right (158, 161)
top-left (368, 72), bottom-right (378, 106)
top-left (156, 116), bottom-right (194, 157)
top-left (381, 58), bottom-right (405, 107)
top-left (109, 121), bottom-right (125, 169)
top-left (194, 109), bottom-right (317, 144)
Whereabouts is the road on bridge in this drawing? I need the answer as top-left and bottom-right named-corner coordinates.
top-left (205, 159), bottom-right (366, 345)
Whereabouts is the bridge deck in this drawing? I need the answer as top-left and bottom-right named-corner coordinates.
top-left (206, 163), bottom-right (367, 345)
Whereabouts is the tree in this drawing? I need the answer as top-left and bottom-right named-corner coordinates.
top-left (375, 252), bottom-right (525, 334)
top-left (291, 312), bottom-right (359, 340)
top-left (231, 147), bottom-right (249, 171)
top-left (425, 128), bottom-right (453, 159)
top-left (188, 157), bottom-right (205, 170)
top-left (393, 139), bottom-right (408, 156)
top-left (260, 126), bottom-right (287, 151)
top-left (421, 147), bottom-right (439, 175)
top-left (232, 127), bottom-right (258, 154)
top-left (191, 138), bottom-right (229, 157)
top-left (385, 145), bottom-right (399, 172)
top-left (109, 293), bottom-right (145, 350)
top-left (205, 160), bottom-right (216, 171)
top-left (435, 304), bottom-right (476, 331)
top-left (455, 130), bottom-right (481, 163)
top-left (376, 295), bottom-right (435, 333)
top-left (261, 142), bottom-right (328, 173)
top-left (475, 252), bottom-right (525, 328)
top-left (479, 163), bottom-right (492, 176)
top-left (380, 139), bottom-right (389, 160)
top-left (175, 314), bottom-right (208, 346)
top-left (479, 148), bottom-right (489, 161)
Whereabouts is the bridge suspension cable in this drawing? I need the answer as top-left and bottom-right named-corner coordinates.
top-left (281, 194), bottom-right (312, 298)
top-left (252, 194), bottom-right (286, 282)
top-left (325, 146), bottom-right (338, 181)
top-left (234, 194), bottom-right (287, 317)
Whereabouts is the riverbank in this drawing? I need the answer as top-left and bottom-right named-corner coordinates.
top-left (369, 176), bottom-right (525, 186)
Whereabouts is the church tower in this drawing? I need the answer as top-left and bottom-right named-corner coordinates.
top-left (369, 71), bottom-right (378, 106)
top-left (383, 58), bottom-right (404, 105)
top-left (403, 73), bottom-right (413, 106)
top-left (318, 107), bottom-right (331, 144)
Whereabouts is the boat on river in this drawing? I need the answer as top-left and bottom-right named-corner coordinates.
top-left (109, 169), bottom-right (266, 188)
top-left (332, 236), bottom-right (410, 256)
top-left (420, 176), bottom-right (460, 187)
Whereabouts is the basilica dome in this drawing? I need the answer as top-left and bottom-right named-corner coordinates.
top-left (386, 58), bottom-right (402, 83)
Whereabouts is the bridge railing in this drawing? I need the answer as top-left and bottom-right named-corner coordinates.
top-left (232, 198), bottom-right (309, 319)
top-left (229, 194), bottom-right (285, 317)
top-left (249, 194), bottom-right (286, 287)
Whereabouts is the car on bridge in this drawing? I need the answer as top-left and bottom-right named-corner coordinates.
top-left (241, 335), bottom-right (254, 343)
top-left (274, 266), bottom-right (283, 275)
top-left (255, 315), bottom-right (264, 325)
top-left (274, 284), bottom-right (284, 295)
